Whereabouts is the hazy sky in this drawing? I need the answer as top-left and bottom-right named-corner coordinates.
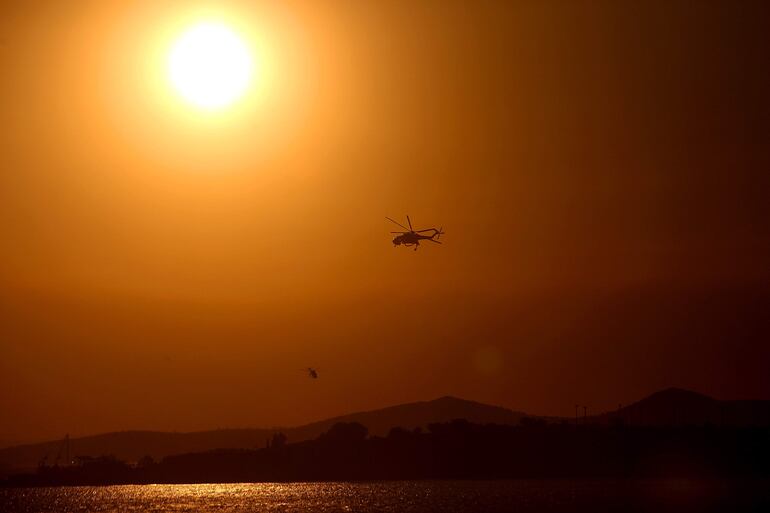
top-left (1, 0), bottom-right (768, 445)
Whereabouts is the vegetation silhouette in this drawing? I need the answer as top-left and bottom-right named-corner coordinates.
top-left (0, 395), bottom-right (529, 474)
top-left (4, 416), bottom-right (769, 487)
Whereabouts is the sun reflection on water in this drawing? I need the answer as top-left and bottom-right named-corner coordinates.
top-left (1, 480), bottom-right (766, 512)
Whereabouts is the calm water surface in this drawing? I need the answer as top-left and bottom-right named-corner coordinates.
top-left (2, 479), bottom-right (769, 513)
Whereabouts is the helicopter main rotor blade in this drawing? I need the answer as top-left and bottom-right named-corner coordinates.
top-left (390, 231), bottom-right (407, 234)
top-left (426, 239), bottom-right (442, 244)
top-left (385, 217), bottom-right (410, 231)
top-left (406, 215), bottom-right (413, 231)
top-left (415, 229), bottom-right (438, 233)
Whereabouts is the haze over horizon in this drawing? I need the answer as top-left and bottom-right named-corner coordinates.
top-left (1, 0), bottom-right (768, 445)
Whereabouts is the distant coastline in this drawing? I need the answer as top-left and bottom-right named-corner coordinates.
top-left (3, 388), bottom-right (770, 487)
top-left (4, 418), bottom-right (770, 487)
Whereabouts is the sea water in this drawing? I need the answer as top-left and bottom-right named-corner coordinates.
top-left (2, 479), bottom-right (769, 512)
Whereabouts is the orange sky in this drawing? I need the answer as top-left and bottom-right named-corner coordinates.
top-left (1, 0), bottom-right (768, 445)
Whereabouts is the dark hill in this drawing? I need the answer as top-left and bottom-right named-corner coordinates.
top-left (5, 389), bottom-right (768, 478)
top-left (286, 395), bottom-right (527, 441)
top-left (595, 387), bottom-right (770, 427)
top-left (0, 396), bottom-right (526, 476)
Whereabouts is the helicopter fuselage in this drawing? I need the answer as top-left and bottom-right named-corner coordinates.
top-left (392, 231), bottom-right (438, 246)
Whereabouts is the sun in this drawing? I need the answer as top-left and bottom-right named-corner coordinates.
top-left (168, 22), bottom-right (254, 110)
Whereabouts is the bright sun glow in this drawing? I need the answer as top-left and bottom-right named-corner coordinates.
top-left (168, 22), bottom-right (254, 110)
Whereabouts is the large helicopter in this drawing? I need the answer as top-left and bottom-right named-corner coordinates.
top-left (386, 216), bottom-right (444, 250)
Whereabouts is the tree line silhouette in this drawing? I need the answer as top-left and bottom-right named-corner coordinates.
top-left (4, 418), bottom-right (770, 486)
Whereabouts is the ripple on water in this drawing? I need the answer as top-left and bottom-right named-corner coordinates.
top-left (2, 479), bottom-right (769, 513)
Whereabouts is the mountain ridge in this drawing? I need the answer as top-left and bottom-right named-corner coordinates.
top-left (3, 389), bottom-right (769, 477)
top-left (594, 387), bottom-right (770, 427)
top-left (0, 395), bottom-right (526, 476)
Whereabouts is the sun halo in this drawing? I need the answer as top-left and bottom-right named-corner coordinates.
top-left (168, 22), bottom-right (254, 110)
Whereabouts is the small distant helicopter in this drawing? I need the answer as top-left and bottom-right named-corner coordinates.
top-left (386, 216), bottom-right (444, 251)
top-left (302, 367), bottom-right (318, 379)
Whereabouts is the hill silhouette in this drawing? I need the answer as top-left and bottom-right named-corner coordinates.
top-left (594, 387), bottom-right (770, 427)
top-left (3, 389), bottom-right (769, 478)
top-left (0, 396), bottom-right (526, 476)
top-left (287, 395), bottom-right (526, 440)
top-left (7, 416), bottom-right (770, 487)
